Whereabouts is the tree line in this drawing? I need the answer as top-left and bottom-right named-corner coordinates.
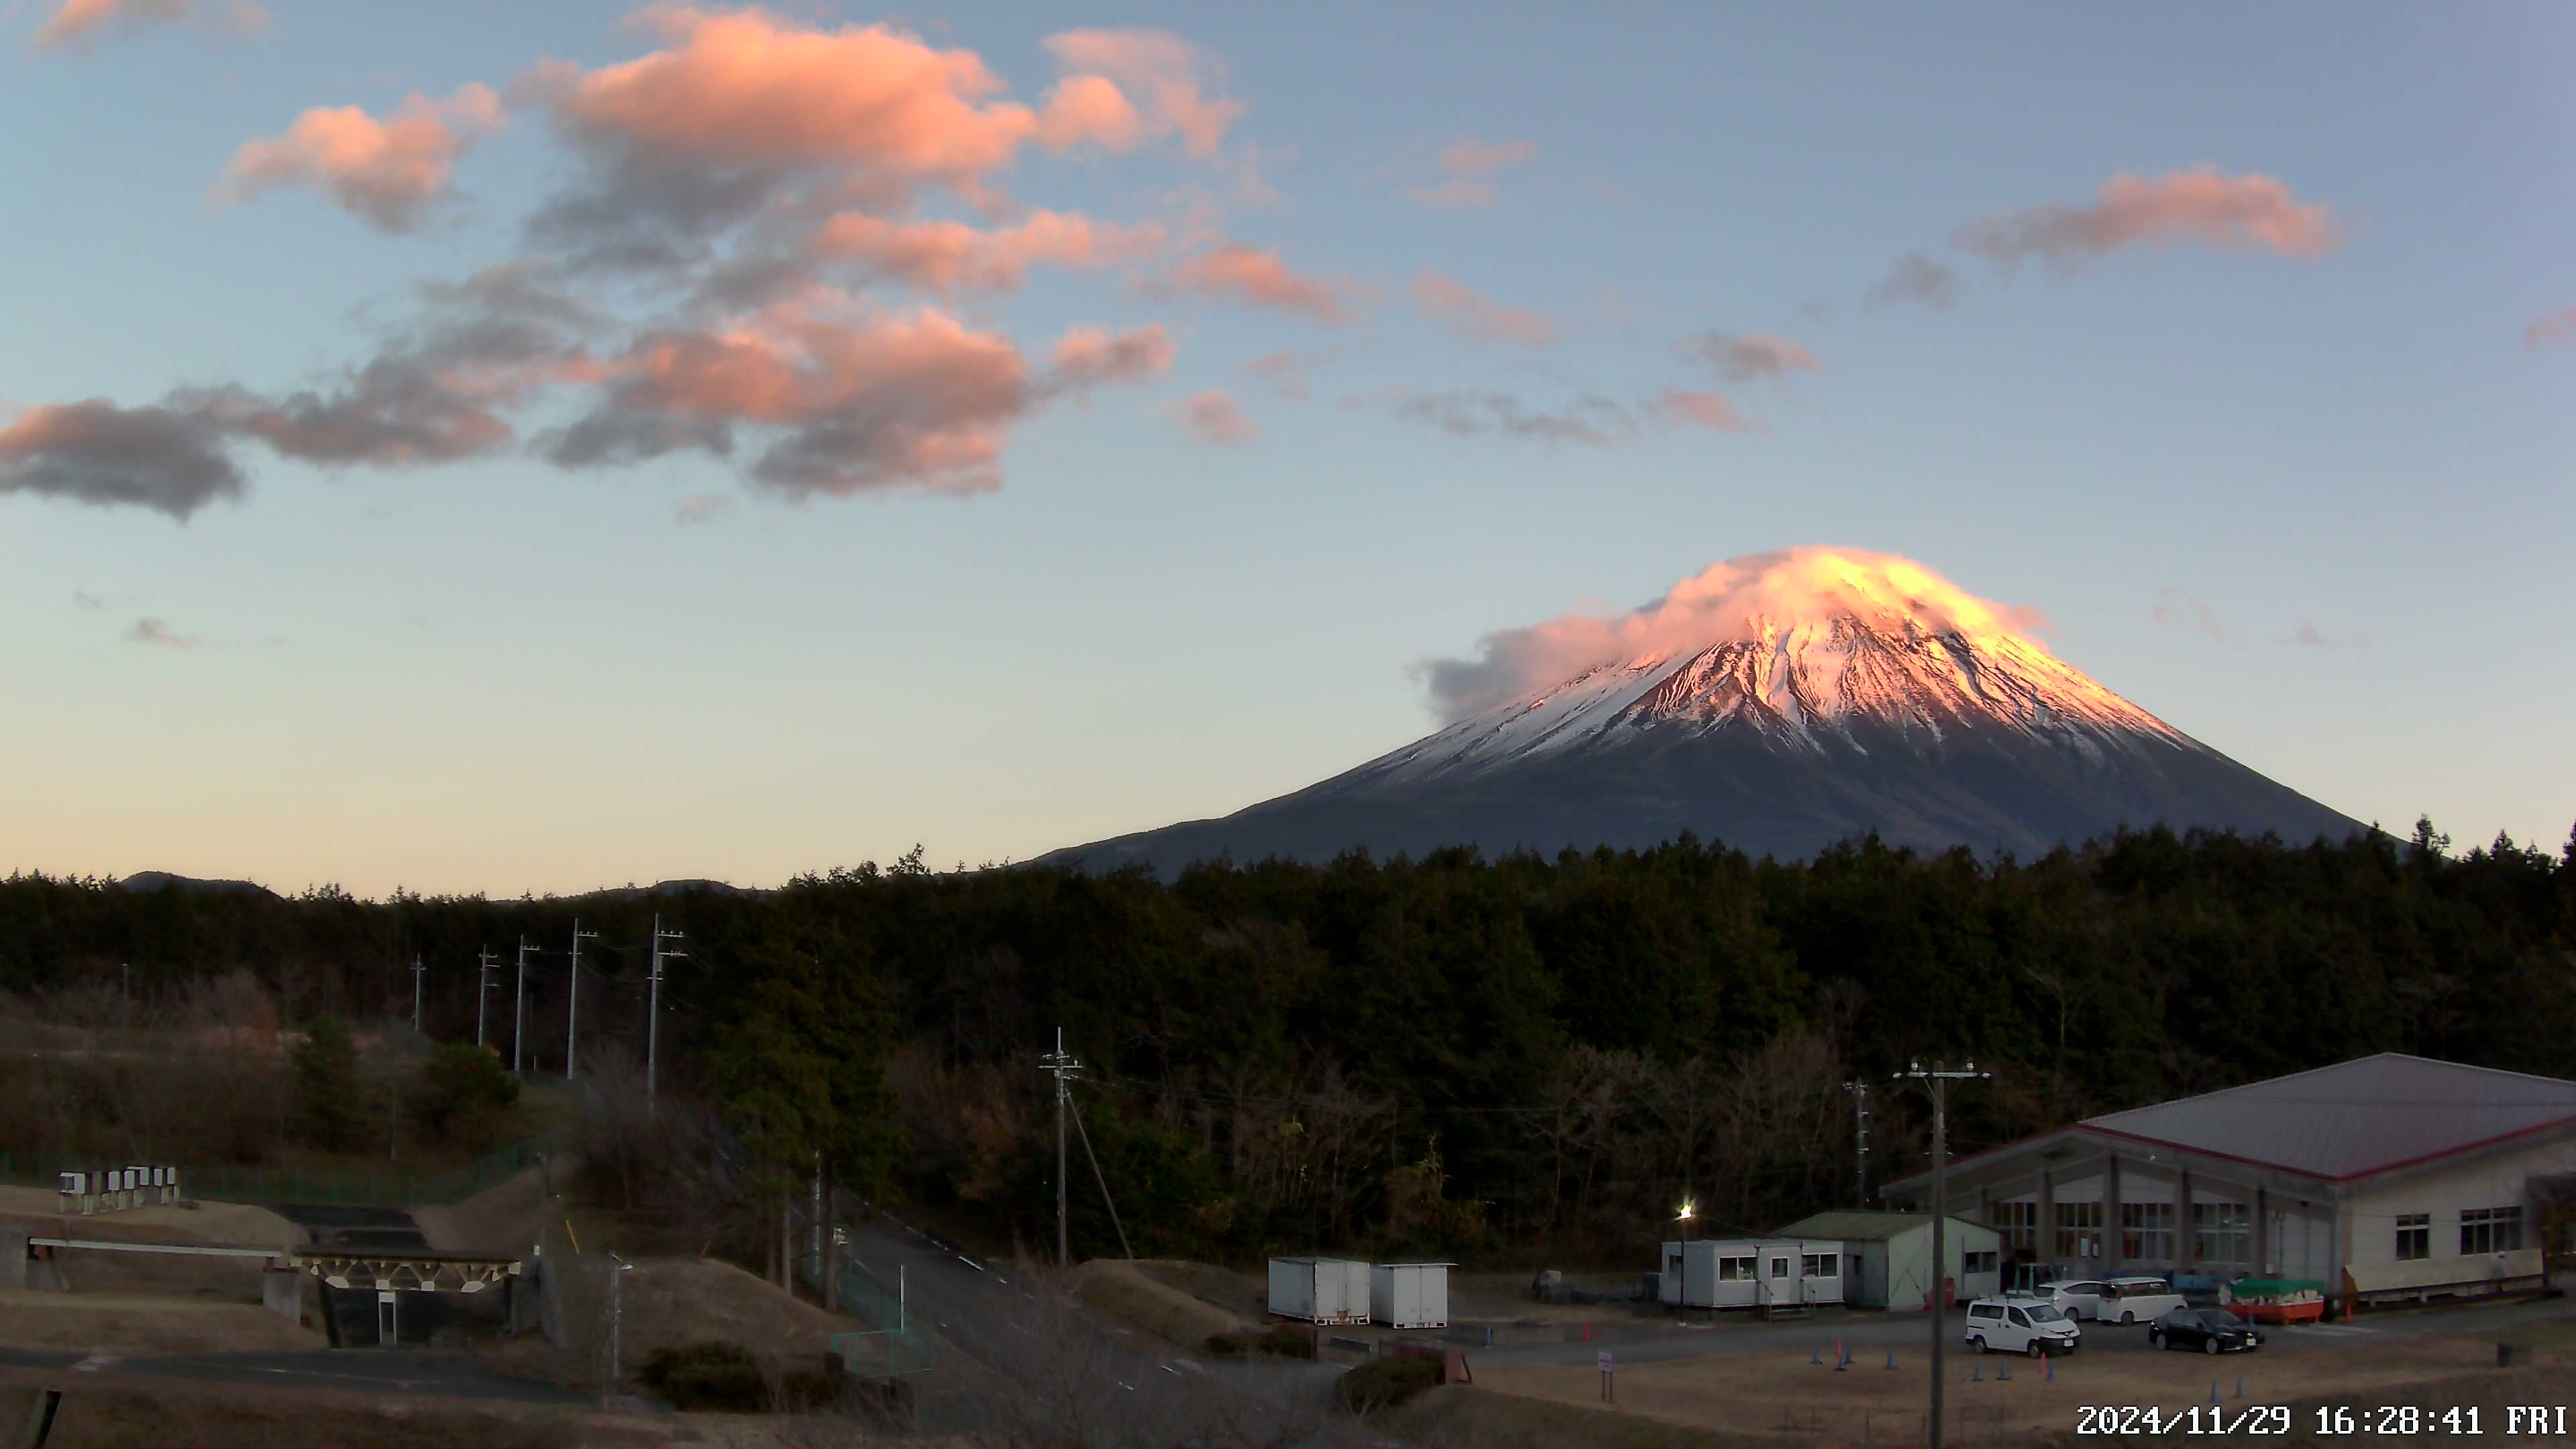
top-left (3, 818), bottom-right (2570, 1269)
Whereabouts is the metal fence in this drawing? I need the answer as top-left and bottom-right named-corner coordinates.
top-left (0, 1138), bottom-right (547, 1208)
top-left (829, 1286), bottom-right (935, 1379)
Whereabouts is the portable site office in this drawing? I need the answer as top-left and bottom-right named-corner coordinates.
top-left (1267, 1257), bottom-right (1371, 1324)
top-left (1657, 1238), bottom-right (1845, 1309)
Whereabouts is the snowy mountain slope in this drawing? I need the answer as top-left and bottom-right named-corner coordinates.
top-left (1044, 549), bottom-right (2365, 876)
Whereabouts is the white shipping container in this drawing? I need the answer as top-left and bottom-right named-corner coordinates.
top-left (1369, 1262), bottom-right (1452, 1328)
top-left (1267, 1257), bottom-right (1372, 1324)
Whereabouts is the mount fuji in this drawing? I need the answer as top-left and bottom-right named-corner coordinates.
top-left (1049, 548), bottom-right (2366, 876)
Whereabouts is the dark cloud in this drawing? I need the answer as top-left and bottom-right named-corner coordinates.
top-left (0, 399), bottom-right (246, 520)
top-left (1682, 331), bottom-right (1821, 384)
top-left (1866, 252), bottom-right (1961, 311)
top-left (125, 616), bottom-right (197, 647)
top-left (1389, 389), bottom-right (1634, 446)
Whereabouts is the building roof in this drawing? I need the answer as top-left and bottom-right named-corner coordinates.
top-left (1776, 1210), bottom-right (1991, 1242)
top-left (2077, 1053), bottom-right (2576, 1183)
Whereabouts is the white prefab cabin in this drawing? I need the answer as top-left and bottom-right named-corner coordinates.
top-left (1657, 1238), bottom-right (1845, 1309)
top-left (1368, 1262), bottom-right (1452, 1329)
top-left (1776, 1210), bottom-right (2002, 1311)
top-left (1267, 1257), bottom-right (1371, 1324)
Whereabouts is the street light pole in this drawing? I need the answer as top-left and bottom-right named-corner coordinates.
top-left (1895, 1059), bottom-right (1994, 1449)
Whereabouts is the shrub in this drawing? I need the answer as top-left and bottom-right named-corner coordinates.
top-left (639, 1340), bottom-right (767, 1412)
top-left (1335, 1356), bottom-right (1441, 1415)
top-left (1204, 1332), bottom-right (1248, 1358)
top-left (1259, 1326), bottom-right (1316, 1359)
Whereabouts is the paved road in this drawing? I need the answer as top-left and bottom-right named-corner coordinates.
top-left (0, 1346), bottom-right (588, 1403)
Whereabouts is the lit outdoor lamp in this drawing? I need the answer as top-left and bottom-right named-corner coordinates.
top-left (1676, 1200), bottom-right (1696, 1243)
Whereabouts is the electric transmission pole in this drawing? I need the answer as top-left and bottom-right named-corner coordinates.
top-left (413, 954), bottom-right (426, 1035)
top-left (566, 919), bottom-right (599, 1081)
top-left (1894, 1060), bottom-right (1994, 1449)
top-left (514, 936), bottom-right (537, 1076)
top-left (476, 947), bottom-right (497, 1049)
top-left (1843, 1079), bottom-right (1871, 1207)
top-left (647, 915), bottom-right (686, 1112)
top-left (1038, 1028), bottom-right (1084, 1270)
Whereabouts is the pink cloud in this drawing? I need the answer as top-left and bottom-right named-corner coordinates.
top-left (1035, 72), bottom-right (1142, 152)
top-left (535, 293), bottom-right (1162, 497)
top-left (807, 209), bottom-right (1165, 295)
top-left (1411, 270), bottom-right (1555, 345)
top-left (1155, 241), bottom-right (1352, 324)
top-left (223, 84), bottom-right (503, 232)
top-left (1438, 138), bottom-right (1534, 176)
top-left (674, 492), bottom-right (733, 524)
top-left (1405, 178), bottom-right (1497, 209)
top-left (1167, 389), bottom-right (1254, 445)
top-left (1648, 389), bottom-right (1753, 433)
top-left (1042, 28), bottom-right (1242, 157)
top-left (2525, 307), bottom-right (2576, 351)
top-left (1419, 547), bottom-right (2051, 721)
top-left (32, 0), bottom-right (263, 50)
top-left (1684, 331), bottom-right (1820, 384)
top-left (1961, 166), bottom-right (2340, 266)
top-left (1239, 348), bottom-right (1326, 400)
top-left (1048, 323), bottom-right (1176, 394)
top-left (1406, 136), bottom-right (1534, 208)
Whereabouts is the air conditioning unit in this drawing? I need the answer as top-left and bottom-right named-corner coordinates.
top-left (58, 1172), bottom-right (87, 1195)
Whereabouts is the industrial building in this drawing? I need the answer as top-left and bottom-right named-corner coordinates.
top-left (1879, 1054), bottom-right (2575, 1309)
top-left (1773, 1210), bottom-right (2001, 1311)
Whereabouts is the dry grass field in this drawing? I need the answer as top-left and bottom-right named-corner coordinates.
top-left (0, 1291), bottom-right (322, 1355)
top-left (1066, 1259), bottom-right (1260, 1348)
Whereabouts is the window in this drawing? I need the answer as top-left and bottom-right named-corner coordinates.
top-left (2394, 1213), bottom-right (2428, 1261)
top-left (2053, 1201), bottom-right (2104, 1258)
top-left (2461, 1207), bottom-right (2523, 1255)
top-left (1771, 1256), bottom-right (1790, 1279)
top-left (2121, 1202), bottom-right (2176, 1260)
top-left (1990, 1201), bottom-right (2037, 1252)
top-left (1717, 1255), bottom-right (1755, 1281)
top-left (1801, 1254), bottom-right (1838, 1278)
top-left (2191, 1202), bottom-right (2248, 1264)
top-left (2008, 1307), bottom-right (2030, 1328)
top-left (1964, 1250), bottom-right (1998, 1275)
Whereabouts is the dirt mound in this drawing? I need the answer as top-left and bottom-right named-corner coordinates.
top-left (1131, 1258), bottom-right (1267, 1320)
top-left (1066, 1259), bottom-right (1258, 1348)
top-left (411, 1165), bottom-right (549, 1255)
top-left (0, 1292), bottom-right (323, 1356)
top-left (484, 1254), bottom-right (853, 1393)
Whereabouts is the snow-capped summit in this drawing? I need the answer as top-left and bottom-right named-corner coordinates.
top-left (1048, 549), bottom-right (2365, 876)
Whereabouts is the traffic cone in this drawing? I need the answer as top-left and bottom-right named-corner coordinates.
top-left (2044, 1354), bottom-right (2054, 1381)
top-left (1998, 1361), bottom-right (2010, 1381)
top-left (1971, 1362), bottom-right (1982, 1382)
top-left (1811, 1345), bottom-right (1822, 1365)
top-left (1885, 1350), bottom-right (1896, 1370)
top-left (2210, 1381), bottom-right (2220, 1405)
top-left (2235, 1378), bottom-right (2245, 1399)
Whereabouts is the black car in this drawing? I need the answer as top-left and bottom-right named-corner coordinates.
top-left (2149, 1307), bottom-right (2264, 1354)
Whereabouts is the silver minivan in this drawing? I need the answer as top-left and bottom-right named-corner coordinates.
top-left (1964, 1295), bottom-right (2083, 1357)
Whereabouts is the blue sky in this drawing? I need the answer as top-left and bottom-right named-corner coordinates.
top-left (4, 0), bottom-right (2571, 895)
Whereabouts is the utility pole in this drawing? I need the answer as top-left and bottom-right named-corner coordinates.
top-left (647, 916), bottom-right (686, 1112)
top-left (121, 962), bottom-right (131, 1033)
top-left (566, 919), bottom-right (599, 1081)
top-left (476, 947), bottom-right (498, 1049)
top-left (412, 954), bottom-right (426, 1035)
top-left (1894, 1060), bottom-right (1993, 1449)
top-left (514, 936), bottom-right (536, 1076)
top-left (1843, 1079), bottom-right (1872, 1207)
top-left (1038, 1028), bottom-right (1084, 1270)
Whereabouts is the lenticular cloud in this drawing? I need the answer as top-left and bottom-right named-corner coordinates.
top-left (1419, 547), bottom-right (2051, 722)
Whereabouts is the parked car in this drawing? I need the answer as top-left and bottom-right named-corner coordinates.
top-left (2100, 1277), bottom-right (2188, 1325)
top-left (2149, 1307), bottom-right (2265, 1354)
top-left (2011, 1280), bottom-right (2107, 1320)
top-left (2005, 1262), bottom-right (2072, 1296)
top-left (1964, 1297), bottom-right (2083, 1358)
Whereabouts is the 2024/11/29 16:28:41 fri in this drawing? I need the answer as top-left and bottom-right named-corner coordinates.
top-left (2077, 1405), bottom-right (2554, 1435)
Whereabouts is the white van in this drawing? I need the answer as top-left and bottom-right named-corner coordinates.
top-left (2100, 1277), bottom-right (2188, 1325)
top-left (1964, 1296), bottom-right (2083, 1357)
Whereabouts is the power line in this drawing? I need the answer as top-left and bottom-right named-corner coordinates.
top-left (648, 915), bottom-right (686, 1113)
